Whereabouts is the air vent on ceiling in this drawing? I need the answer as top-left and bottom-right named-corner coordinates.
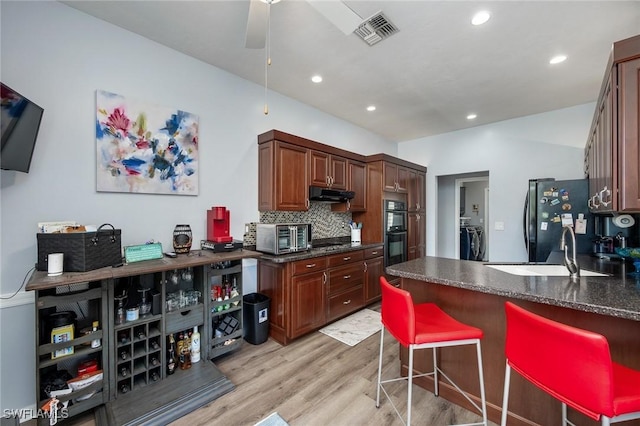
top-left (354, 11), bottom-right (398, 46)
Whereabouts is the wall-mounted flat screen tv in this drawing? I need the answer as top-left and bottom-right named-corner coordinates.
top-left (1, 83), bottom-right (44, 173)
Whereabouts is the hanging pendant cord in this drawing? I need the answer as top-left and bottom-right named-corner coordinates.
top-left (264, 1), bottom-right (271, 115)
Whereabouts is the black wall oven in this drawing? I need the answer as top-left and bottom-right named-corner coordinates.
top-left (384, 200), bottom-right (407, 267)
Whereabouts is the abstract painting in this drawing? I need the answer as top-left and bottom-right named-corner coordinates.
top-left (96, 90), bottom-right (199, 195)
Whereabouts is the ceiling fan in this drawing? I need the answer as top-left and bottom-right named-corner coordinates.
top-left (244, 0), bottom-right (364, 49)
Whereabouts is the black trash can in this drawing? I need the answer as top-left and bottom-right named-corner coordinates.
top-left (243, 293), bottom-right (270, 345)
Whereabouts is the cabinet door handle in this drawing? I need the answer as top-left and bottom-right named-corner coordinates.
top-left (343, 275), bottom-right (351, 279)
top-left (363, 262), bottom-right (368, 272)
top-left (592, 193), bottom-right (601, 208)
top-left (343, 256), bottom-right (351, 261)
top-left (342, 299), bottom-right (352, 305)
top-left (600, 186), bottom-right (611, 207)
top-left (306, 263), bottom-right (316, 268)
top-left (588, 197), bottom-right (593, 209)
top-left (323, 272), bottom-right (327, 283)
top-left (371, 251), bottom-right (378, 255)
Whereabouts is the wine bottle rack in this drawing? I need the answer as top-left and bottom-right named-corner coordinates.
top-left (114, 318), bottom-right (162, 396)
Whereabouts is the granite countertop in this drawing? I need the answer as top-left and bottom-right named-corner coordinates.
top-left (257, 241), bottom-right (384, 263)
top-left (386, 254), bottom-right (640, 322)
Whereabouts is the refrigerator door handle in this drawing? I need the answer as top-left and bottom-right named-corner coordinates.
top-left (523, 192), bottom-right (530, 252)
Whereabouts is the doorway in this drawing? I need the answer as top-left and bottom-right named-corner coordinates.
top-left (436, 172), bottom-right (490, 260)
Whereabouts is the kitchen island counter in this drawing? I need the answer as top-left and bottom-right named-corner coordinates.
top-left (386, 256), bottom-right (640, 426)
top-left (386, 254), bottom-right (640, 321)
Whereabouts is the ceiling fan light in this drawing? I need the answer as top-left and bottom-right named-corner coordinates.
top-left (367, 105), bottom-right (376, 112)
top-left (311, 75), bottom-right (323, 83)
top-left (467, 113), bottom-right (477, 120)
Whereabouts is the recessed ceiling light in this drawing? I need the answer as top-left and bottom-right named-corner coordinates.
top-left (366, 105), bottom-right (376, 112)
top-left (467, 114), bottom-right (477, 120)
top-left (549, 55), bottom-right (567, 65)
top-left (471, 11), bottom-right (490, 26)
top-left (311, 75), bottom-right (323, 83)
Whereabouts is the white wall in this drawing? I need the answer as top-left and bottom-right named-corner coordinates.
top-left (0, 1), bottom-right (397, 412)
top-left (398, 103), bottom-right (594, 261)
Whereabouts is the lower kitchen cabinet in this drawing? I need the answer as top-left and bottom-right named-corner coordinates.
top-left (258, 245), bottom-right (382, 346)
top-left (26, 249), bottom-right (259, 425)
top-left (291, 269), bottom-right (327, 338)
top-left (364, 246), bottom-right (384, 304)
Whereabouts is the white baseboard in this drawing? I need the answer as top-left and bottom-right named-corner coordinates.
top-left (0, 291), bottom-right (34, 309)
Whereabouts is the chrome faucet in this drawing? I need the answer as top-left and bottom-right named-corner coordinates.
top-left (560, 225), bottom-right (580, 279)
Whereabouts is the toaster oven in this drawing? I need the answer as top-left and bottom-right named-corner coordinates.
top-left (256, 223), bottom-right (311, 255)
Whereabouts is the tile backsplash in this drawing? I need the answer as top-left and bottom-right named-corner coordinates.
top-left (243, 203), bottom-right (352, 245)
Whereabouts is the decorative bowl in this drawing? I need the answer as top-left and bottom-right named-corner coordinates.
top-left (614, 247), bottom-right (640, 259)
top-left (615, 247), bottom-right (640, 275)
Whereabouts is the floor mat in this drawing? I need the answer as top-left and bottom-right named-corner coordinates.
top-left (319, 308), bottom-right (382, 346)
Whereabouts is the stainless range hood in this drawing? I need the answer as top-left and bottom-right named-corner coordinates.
top-left (309, 186), bottom-right (355, 203)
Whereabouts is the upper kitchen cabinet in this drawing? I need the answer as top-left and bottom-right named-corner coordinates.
top-left (309, 150), bottom-right (347, 190)
top-left (408, 169), bottom-right (426, 212)
top-left (331, 159), bottom-right (367, 212)
top-left (383, 161), bottom-right (410, 193)
top-left (258, 137), bottom-right (309, 211)
top-left (354, 154), bottom-right (427, 244)
top-left (585, 34), bottom-right (640, 213)
top-left (258, 130), bottom-right (367, 212)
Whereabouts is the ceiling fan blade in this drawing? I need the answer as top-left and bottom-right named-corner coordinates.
top-left (245, 0), bottom-right (267, 49)
top-left (306, 0), bottom-right (362, 35)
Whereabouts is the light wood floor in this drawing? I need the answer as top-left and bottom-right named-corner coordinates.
top-left (61, 305), bottom-right (495, 426)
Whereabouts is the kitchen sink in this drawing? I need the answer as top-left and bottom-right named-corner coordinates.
top-left (485, 264), bottom-right (608, 277)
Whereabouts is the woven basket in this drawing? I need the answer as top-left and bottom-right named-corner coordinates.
top-left (37, 223), bottom-right (122, 272)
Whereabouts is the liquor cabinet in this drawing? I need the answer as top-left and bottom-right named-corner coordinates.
top-left (27, 249), bottom-right (260, 425)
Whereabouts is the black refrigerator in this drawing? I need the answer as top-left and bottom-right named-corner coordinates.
top-left (524, 178), bottom-right (595, 262)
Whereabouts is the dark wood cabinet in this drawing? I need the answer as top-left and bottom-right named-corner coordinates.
top-left (383, 162), bottom-right (409, 193)
top-left (291, 270), bottom-right (327, 338)
top-left (408, 169), bottom-right (426, 212)
top-left (363, 246), bottom-right (384, 304)
top-left (408, 212), bottom-right (426, 261)
top-left (310, 150), bottom-right (347, 190)
top-left (258, 248), bottom-right (375, 345)
top-left (585, 35), bottom-right (640, 212)
top-left (332, 159), bottom-right (367, 212)
top-left (258, 140), bottom-right (309, 211)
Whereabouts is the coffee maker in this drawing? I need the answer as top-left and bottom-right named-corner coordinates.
top-left (207, 206), bottom-right (233, 243)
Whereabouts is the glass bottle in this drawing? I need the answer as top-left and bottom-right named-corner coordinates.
top-left (180, 330), bottom-right (192, 370)
top-left (177, 332), bottom-right (185, 368)
top-left (91, 321), bottom-right (101, 348)
top-left (167, 334), bottom-right (177, 375)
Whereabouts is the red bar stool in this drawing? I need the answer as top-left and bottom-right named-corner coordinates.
top-left (376, 277), bottom-right (487, 426)
top-left (501, 302), bottom-right (640, 425)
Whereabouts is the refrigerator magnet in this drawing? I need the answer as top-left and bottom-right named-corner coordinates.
top-left (541, 211), bottom-right (549, 219)
top-left (561, 214), bottom-right (573, 227)
top-left (561, 203), bottom-right (572, 211)
top-left (540, 197), bottom-right (548, 204)
top-left (540, 222), bottom-right (548, 231)
top-left (575, 218), bottom-right (587, 234)
top-left (550, 198), bottom-right (560, 206)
